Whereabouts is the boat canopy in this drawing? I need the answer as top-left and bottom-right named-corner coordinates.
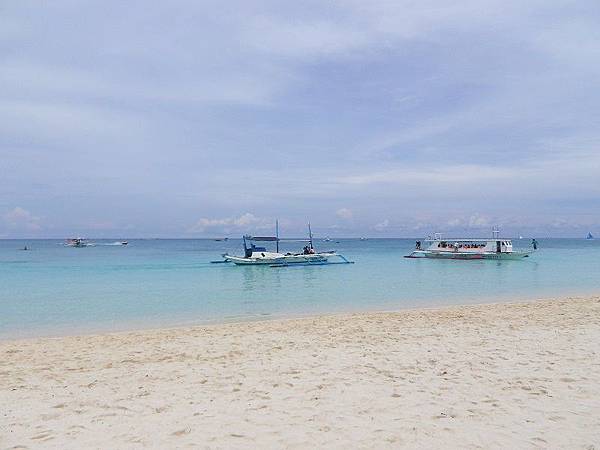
top-left (424, 238), bottom-right (512, 242)
top-left (245, 236), bottom-right (311, 242)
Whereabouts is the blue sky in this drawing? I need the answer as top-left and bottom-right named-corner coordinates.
top-left (1, 0), bottom-right (599, 238)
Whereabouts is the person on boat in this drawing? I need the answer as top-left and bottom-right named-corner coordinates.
top-left (532, 239), bottom-right (538, 250)
top-left (415, 241), bottom-right (421, 250)
top-left (303, 245), bottom-right (315, 255)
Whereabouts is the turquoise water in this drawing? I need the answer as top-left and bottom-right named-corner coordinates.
top-left (1, 238), bottom-right (599, 338)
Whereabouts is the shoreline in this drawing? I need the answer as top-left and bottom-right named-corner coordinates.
top-left (3, 289), bottom-right (600, 342)
top-left (2, 295), bottom-right (599, 448)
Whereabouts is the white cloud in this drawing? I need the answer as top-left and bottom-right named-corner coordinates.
top-left (468, 213), bottom-right (491, 228)
top-left (3, 207), bottom-right (41, 231)
top-left (233, 213), bottom-right (261, 227)
top-left (0, 99), bottom-right (145, 146)
top-left (551, 218), bottom-right (569, 229)
top-left (336, 164), bottom-right (516, 186)
top-left (244, 16), bottom-right (370, 58)
top-left (85, 221), bottom-right (135, 231)
top-left (446, 218), bottom-right (462, 227)
top-left (373, 219), bottom-right (390, 231)
top-left (412, 222), bottom-right (433, 231)
top-left (2, 1), bottom-right (600, 237)
top-left (335, 208), bottom-right (353, 219)
top-left (189, 213), bottom-right (270, 233)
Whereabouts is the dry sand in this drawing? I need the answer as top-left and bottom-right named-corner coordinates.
top-left (2, 296), bottom-right (600, 449)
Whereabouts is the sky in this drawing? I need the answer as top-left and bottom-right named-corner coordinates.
top-left (1, 0), bottom-right (599, 238)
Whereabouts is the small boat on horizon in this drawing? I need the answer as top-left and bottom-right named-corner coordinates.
top-left (103, 241), bottom-right (128, 246)
top-left (65, 238), bottom-right (93, 248)
top-left (586, 232), bottom-right (594, 240)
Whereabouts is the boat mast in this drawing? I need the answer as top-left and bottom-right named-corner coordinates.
top-left (276, 220), bottom-right (279, 253)
top-left (308, 222), bottom-right (313, 250)
top-left (492, 226), bottom-right (500, 239)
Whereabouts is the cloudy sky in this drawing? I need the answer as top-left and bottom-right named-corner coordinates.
top-left (1, 0), bottom-right (599, 238)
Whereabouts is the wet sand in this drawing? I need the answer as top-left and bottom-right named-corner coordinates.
top-left (2, 296), bottom-right (600, 449)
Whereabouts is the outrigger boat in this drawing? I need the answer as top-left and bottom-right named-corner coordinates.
top-left (218, 222), bottom-right (353, 267)
top-left (406, 231), bottom-right (536, 260)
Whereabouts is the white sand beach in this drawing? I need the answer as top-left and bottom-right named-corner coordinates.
top-left (2, 296), bottom-right (600, 449)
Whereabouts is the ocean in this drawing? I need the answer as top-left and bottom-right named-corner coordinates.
top-left (1, 238), bottom-right (599, 338)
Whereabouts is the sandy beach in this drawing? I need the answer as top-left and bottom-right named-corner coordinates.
top-left (2, 296), bottom-right (599, 449)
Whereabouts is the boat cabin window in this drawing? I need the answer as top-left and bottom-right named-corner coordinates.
top-left (438, 241), bottom-right (486, 249)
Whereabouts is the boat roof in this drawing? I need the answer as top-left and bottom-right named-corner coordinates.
top-left (245, 235), bottom-right (310, 242)
top-left (247, 236), bottom-right (278, 241)
top-left (424, 238), bottom-right (513, 242)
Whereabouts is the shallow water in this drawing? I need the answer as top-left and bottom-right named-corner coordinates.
top-left (1, 238), bottom-right (599, 338)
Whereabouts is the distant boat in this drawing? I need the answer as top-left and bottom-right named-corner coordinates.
top-left (214, 238), bottom-right (229, 242)
top-left (323, 237), bottom-right (332, 242)
top-left (104, 241), bottom-right (128, 246)
top-left (65, 238), bottom-right (92, 247)
top-left (587, 232), bottom-right (594, 240)
top-left (359, 237), bottom-right (367, 241)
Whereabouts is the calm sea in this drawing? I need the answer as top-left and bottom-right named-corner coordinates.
top-left (1, 238), bottom-right (599, 338)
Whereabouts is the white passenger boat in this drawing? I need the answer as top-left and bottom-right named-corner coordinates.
top-left (219, 222), bottom-right (353, 267)
top-left (406, 232), bottom-right (536, 260)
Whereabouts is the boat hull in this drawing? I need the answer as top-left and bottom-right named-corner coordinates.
top-left (407, 251), bottom-right (531, 260)
top-left (224, 253), bottom-right (330, 265)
